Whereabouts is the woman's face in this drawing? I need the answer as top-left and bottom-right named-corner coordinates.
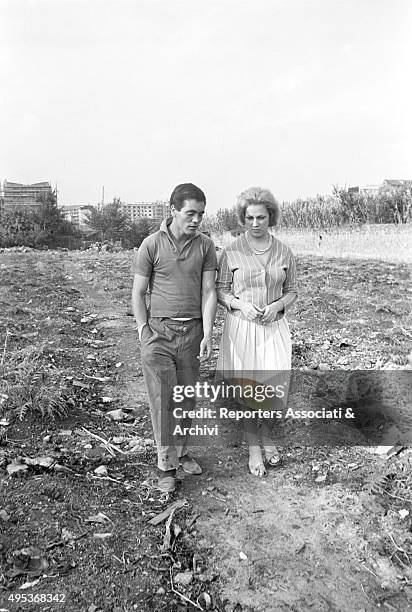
top-left (244, 204), bottom-right (270, 238)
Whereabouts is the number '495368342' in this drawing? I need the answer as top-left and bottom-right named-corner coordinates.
top-left (8, 593), bottom-right (66, 603)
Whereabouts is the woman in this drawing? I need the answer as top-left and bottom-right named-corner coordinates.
top-left (216, 187), bottom-right (297, 477)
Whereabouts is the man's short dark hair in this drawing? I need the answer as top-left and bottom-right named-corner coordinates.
top-left (170, 183), bottom-right (206, 210)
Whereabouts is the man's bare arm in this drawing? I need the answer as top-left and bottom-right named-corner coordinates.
top-left (132, 273), bottom-right (150, 330)
top-left (198, 270), bottom-right (217, 361)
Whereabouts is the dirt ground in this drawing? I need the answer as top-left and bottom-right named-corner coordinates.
top-left (1, 250), bottom-right (411, 612)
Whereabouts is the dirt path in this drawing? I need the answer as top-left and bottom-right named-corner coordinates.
top-left (63, 254), bottom-right (412, 612)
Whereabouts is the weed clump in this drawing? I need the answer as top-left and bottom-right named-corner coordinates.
top-left (1, 344), bottom-right (68, 421)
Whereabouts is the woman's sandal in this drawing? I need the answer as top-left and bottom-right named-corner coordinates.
top-left (264, 447), bottom-right (281, 467)
top-left (249, 460), bottom-right (268, 477)
top-left (248, 448), bottom-right (267, 477)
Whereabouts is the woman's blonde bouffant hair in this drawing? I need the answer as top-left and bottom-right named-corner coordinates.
top-left (236, 187), bottom-right (280, 227)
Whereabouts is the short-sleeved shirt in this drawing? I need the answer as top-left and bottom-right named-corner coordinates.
top-left (132, 218), bottom-right (218, 318)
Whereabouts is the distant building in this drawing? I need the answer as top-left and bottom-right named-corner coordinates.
top-left (121, 201), bottom-right (170, 222)
top-left (348, 180), bottom-right (412, 196)
top-left (360, 184), bottom-right (381, 196)
top-left (61, 204), bottom-right (94, 226)
top-left (381, 179), bottom-right (412, 194)
top-left (60, 200), bottom-right (171, 227)
top-left (0, 180), bottom-right (52, 210)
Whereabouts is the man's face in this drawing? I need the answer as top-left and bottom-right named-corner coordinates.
top-left (172, 199), bottom-right (206, 236)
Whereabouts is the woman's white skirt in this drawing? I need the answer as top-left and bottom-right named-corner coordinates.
top-left (216, 312), bottom-right (292, 430)
top-left (217, 312), bottom-right (291, 376)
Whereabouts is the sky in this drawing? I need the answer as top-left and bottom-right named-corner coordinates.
top-left (1, 0), bottom-right (411, 213)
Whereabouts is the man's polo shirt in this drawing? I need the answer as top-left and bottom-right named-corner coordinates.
top-left (132, 218), bottom-right (217, 318)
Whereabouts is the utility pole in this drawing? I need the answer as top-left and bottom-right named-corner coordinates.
top-left (101, 185), bottom-right (105, 210)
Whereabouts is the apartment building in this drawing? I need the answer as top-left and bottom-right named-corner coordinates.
top-left (381, 179), bottom-right (412, 194)
top-left (61, 204), bottom-right (94, 226)
top-left (121, 201), bottom-right (170, 222)
top-left (61, 201), bottom-right (170, 226)
top-left (349, 180), bottom-right (412, 196)
top-left (1, 180), bottom-right (53, 210)
top-left (360, 185), bottom-right (381, 196)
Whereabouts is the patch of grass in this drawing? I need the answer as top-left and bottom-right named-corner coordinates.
top-left (277, 224), bottom-right (412, 263)
top-left (212, 224), bottom-right (412, 263)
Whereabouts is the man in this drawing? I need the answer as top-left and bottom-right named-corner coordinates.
top-left (132, 183), bottom-right (217, 492)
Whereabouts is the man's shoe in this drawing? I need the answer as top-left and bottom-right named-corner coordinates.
top-left (158, 469), bottom-right (176, 493)
top-left (179, 455), bottom-right (202, 475)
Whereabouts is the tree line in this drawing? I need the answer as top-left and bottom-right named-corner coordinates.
top-left (0, 195), bottom-right (157, 249)
top-left (202, 187), bottom-right (412, 233)
top-left (0, 191), bottom-right (77, 248)
top-left (1, 187), bottom-right (411, 249)
top-left (83, 198), bottom-right (159, 248)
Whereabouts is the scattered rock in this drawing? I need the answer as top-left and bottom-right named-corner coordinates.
top-left (106, 409), bottom-right (126, 421)
top-left (0, 509), bottom-right (10, 521)
top-left (197, 592), bottom-right (212, 609)
top-left (94, 465), bottom-right (108, 477)
top-left (25, 456), bottom-right (55, 469)
top-left (20, 578), bottom-right (41, 589)
top-left (61, 528), bottom-right (76, 543)
top-left (13, 547), bottom-right (49, 575)
top-left (174, 571), bottom-right (193, 586)
top-left (7, 463), bottom-right (29, 476)
top-left (126, 437), bottom-right (143, 449)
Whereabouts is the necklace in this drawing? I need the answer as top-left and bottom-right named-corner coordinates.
top-left (245, 232), bottom-right (273, 254)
